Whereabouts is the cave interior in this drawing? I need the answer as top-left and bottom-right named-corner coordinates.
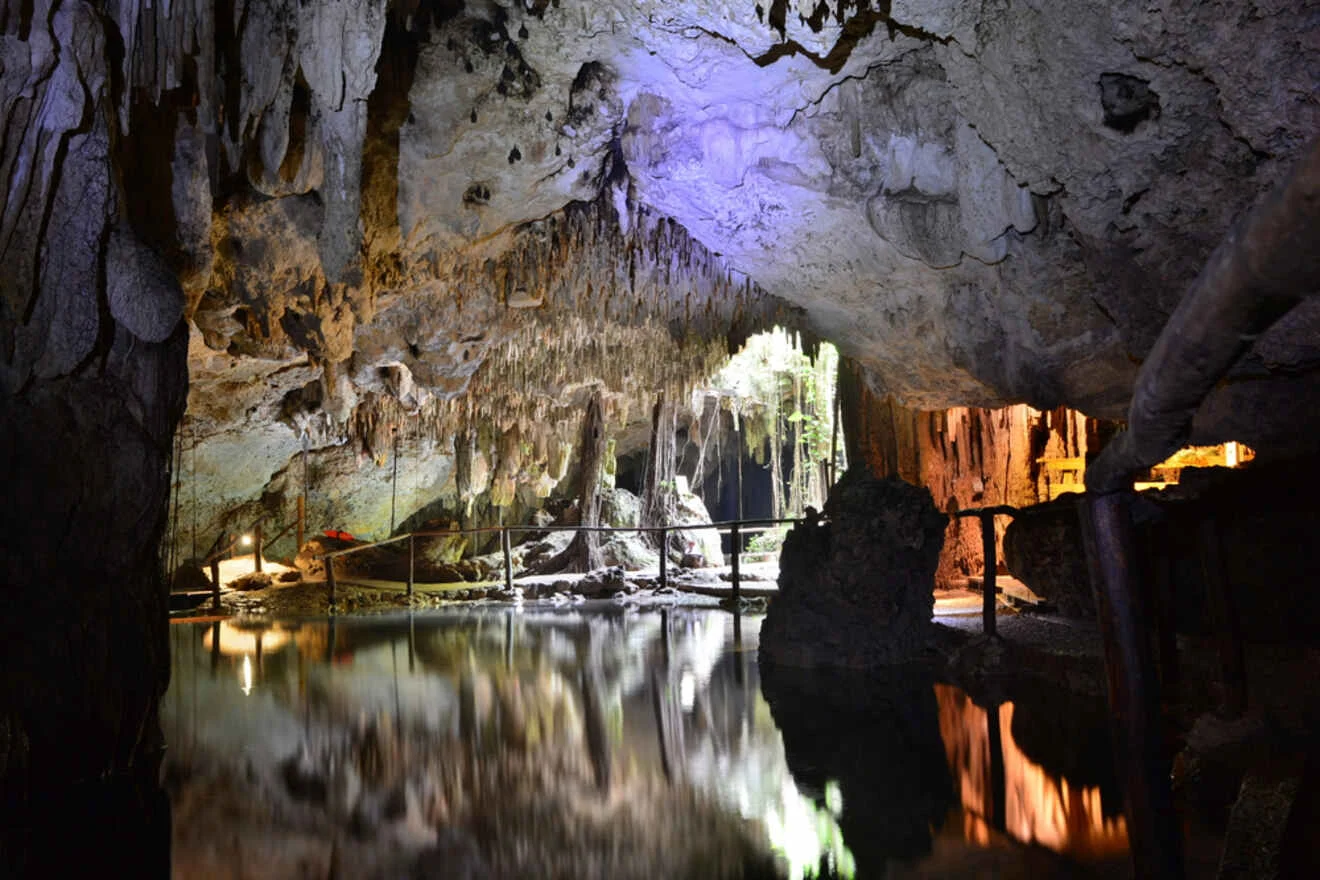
top-left (1, 0), bottom-right (1319, 876)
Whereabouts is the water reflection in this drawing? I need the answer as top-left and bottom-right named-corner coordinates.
top-left (936, 684), bottom-right (1128, 860)
top-left (164, 609), bottom-right (1129, 878)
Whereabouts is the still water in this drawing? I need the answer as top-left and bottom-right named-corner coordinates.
top-left (164, 608), bottom-right (1130, 879)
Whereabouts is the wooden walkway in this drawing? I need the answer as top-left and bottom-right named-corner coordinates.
top-left (319, 518), bottom-right (802, 608)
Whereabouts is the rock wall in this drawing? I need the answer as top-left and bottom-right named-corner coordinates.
top-left (85, 0), bottom-right (1320, 556)
top-left (1, 2), bottom-right (188, 813)
top-left (841, 357), bottom-right (1118, 587)
top-left (1005, 458), bottom-right (1320, 633)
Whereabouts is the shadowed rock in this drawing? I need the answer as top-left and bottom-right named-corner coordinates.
top-left (760, 467), bottom-right (946, 668)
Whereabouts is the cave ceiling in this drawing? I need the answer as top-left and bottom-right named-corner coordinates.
top-left (5, 0), bottom-right (1319, 451)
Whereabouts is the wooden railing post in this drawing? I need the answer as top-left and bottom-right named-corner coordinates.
top-left (980, 511), bottom-right (997, 637)
top-left (326, 556), bottom-right (337, 609)
top-left (730, 522), bottom-right (741, 601)
top-left (408, 611), bottom-right (416, 673)
top-left (210, 559), bottom-right (221, 610)
top-left (254, 523), bottom-right (263, 573)
top-left (659, 527), bottom-right (668, 589)
top-left (407, 534), bottom-right (415, 599)
top-left (502, 527), bottom-right (513, 591)
top-left (210, 620), bottom-right (221, 673)
top-left (296, 495), bottom-right (305, 552)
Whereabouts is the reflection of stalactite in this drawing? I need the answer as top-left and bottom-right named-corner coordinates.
top-left (580, 668), bottom-right (611, 793)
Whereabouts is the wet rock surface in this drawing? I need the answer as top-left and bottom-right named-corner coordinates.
top-left (760, 468), bottom-right (946, 667)
top-left (228, 571), bottom-right (275, 592)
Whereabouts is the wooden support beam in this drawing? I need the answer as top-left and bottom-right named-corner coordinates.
top-left (210, 559), bottom-right (220, 610)
top-left (1080, 491), bottom-right (1184, 879)
top-left (502, 527), bottom-right (513, 592)
top-left (505, 610), bottom-right (514, 670)
top-left (660, 607), bottom-right (671, 668)
top-left (253, 523), bottom-right (263, 573)
top-left (659, 526), bottom-right (668, 589)
top-left (980, 511), bottom-right (997, 637)
top-left (987, 702), bottom-right (1007, 833)
top-left (407, 534), bottom-right (415, 599)
top-left (733, 610), bottom-right (745, 687)
top-left (407, 612), bottom-right (416, 674)
top-left (651, 671), bottom-right (674, 784)
top-left (326, 556), bottom-right (337, 609)
top-left (210, 620), bottom-right (221, 674)
top-left (296, 495), bottom-right (305, 553)
top-left (730, 522), bottom-right (741, 601)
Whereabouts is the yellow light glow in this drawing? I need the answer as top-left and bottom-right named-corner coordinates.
top-left (203, 622), bottom-right (291, 656)
top-left (240, 534), bottom-right (253, 546)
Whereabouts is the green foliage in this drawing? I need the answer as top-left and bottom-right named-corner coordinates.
top-left (712, 329), bottom-right (841, 517)
top-left (746, 526), bottom-right (787, 555)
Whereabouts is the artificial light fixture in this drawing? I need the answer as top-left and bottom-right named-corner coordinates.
top-left (240, 533), bottom-right (253, 547)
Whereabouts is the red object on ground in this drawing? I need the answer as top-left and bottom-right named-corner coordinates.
top-left (323, 529), bottom-right (358, 543)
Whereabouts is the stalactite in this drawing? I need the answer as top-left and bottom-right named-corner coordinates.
top-left (301, 190), bottom-right (806, 505)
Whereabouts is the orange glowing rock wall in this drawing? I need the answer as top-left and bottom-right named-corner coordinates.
top-left (841, 360), bottom-right (1118, 587)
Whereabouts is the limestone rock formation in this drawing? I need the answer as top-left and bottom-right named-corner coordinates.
top-left (61, 0), bottom-right (1313, 559)
top-left (760, 468), bottom-right (947, 667)
top-left (3, 0), bottom-right (1319, 834)
top-left (1002, 496), bottom-right (1096, 618)
top-left (1, 0), bottom-right (189, 812)
top-left (1004, 460), bottom-right (1320, 639)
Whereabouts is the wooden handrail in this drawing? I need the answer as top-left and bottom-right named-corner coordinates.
top-left (200, 535), bottom-right (242, 566)
top-left (199, 512), bottom-right (276, 565)
top-left (951, 505), bottom-right (1020, 519)
top-left (264, 519), bottom-right (297, 547)
top-left (319, 517), bottom-right (806, 560)
top-left (314, 515), bottom-right (807, 609)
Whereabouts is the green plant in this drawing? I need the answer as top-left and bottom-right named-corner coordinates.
top-left (746, 526), bottom-right (787, 555)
